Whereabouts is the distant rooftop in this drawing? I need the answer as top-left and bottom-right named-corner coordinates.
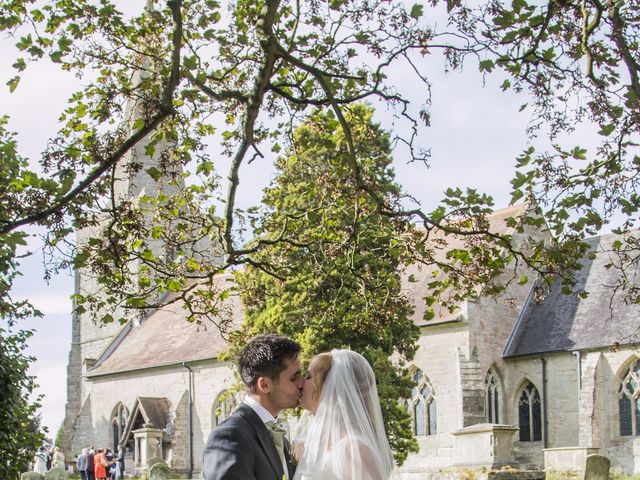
top-left (87, 273), bottom-right (240, 377)
top-left (401, 203), bottom-right (528, 326)
top-left (504, 233), bottom-right (640, 357)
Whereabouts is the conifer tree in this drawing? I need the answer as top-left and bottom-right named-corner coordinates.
top-left (235, 104), bottom-right (419, 463)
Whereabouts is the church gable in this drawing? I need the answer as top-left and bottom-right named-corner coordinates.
top-left (121, 397), bottom-right (171, 446)
top-left (401, 204), bottom-right (528, 327)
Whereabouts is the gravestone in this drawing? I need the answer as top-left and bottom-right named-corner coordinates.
top-left (584, 454), bottom-right (610, 480)
top-left (20, 473), bottom-right (44, 480)
top-left (148, 462), bottom-right (171, 480)
top-left (44, 467), bottom-right (69, 480)
top-left (147, 456), bottom-right (164, 469)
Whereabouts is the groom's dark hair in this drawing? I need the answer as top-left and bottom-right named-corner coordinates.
top-left (238, 334), bottom-right (301, 392)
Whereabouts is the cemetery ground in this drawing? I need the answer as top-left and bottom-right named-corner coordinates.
top-left (51, 468), bottom-right (640, 480)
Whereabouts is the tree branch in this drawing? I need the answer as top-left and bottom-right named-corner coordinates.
top-left (0, 0), bottom-right (185, 236)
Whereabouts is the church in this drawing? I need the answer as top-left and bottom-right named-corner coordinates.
top-left (61, 88), bottom-right (640, 477)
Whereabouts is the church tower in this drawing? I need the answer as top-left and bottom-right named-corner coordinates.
top-left (62, 1), bottom-right (184, 452)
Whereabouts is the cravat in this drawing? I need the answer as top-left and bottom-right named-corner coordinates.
top-left (266, 420), bottom-right (288, 479)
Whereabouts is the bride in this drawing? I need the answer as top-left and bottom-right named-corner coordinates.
top-left (293, 349), bottom-right (394, 480)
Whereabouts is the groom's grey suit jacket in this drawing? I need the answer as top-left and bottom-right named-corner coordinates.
top-left (202, 402), bottom-right (296, 480)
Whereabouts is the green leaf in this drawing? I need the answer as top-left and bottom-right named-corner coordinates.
top-left (12, 58), bottom-right (26, 72)
top-left (7, 75), bottom-right (20, 92)
top-left (184, 55), bottom-right (198, 69)
top-left (147, 166), bottom-right (162, 182)
top-left (57, 36), bottom-right (72, 52)
top-left (410, 4), bottom-right (424, 19)
top-left (571, 147), bottom-right (587, 160)
top-left (479, 59), bottom-right (494, 72)
top-left (598, 124), bottom-right (615, 137)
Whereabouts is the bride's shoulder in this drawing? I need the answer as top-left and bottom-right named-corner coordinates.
top-left (336, 435), bottom-right (378, 460)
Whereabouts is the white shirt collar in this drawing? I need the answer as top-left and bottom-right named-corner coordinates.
top-left (244, 395), bottom-right (277, 425)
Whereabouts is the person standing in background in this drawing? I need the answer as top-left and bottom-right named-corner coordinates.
top-left (86, 447), bottom-right (95, 480)
top-left (94, 448), bottom-right (107, 480)
top-left (33, 446), bottom-right (47, 473)
top-left (76, 448), bottom-right (88, 480)
top-left (116, 445), bottom-right (125, 479)
top-left (45, 446), bottom-right (53, 470)
top-left (105, 448), bottom-right (113, 479)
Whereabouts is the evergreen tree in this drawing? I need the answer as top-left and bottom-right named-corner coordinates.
top-left (235, 104), bottom-right (419, 463)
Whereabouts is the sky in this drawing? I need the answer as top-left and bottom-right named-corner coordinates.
top-left (0, 3), bottom-right (535, 437)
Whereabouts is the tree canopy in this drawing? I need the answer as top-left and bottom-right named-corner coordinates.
top-left (0, 0), bottom-right (637, 323)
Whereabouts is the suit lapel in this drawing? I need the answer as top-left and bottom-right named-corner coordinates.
top-left (284, 437), bottom-right (296, 479)
top-left (237, 403), bottom-right (285, 479)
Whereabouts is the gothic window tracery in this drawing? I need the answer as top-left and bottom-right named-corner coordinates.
top-left (111, 403), bottom-right (130, 451)
top-left (212, 389), bottom-right (240, 428)
top-left (485, 369), bottom-right (501, 424)
top-left (619, 359), bottom-right (640, 436)
top-left (518, 381), bottom-right (541, 442)
top-left (409, 369), bottom-right (437, 436)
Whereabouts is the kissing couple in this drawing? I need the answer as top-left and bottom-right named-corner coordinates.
top-left (202, 333), bottom-right (394, 480)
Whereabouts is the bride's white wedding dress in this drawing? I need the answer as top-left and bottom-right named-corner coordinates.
top-left (293, 350), bottom-right (394, 480)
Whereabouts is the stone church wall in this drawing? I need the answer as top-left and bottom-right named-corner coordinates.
top-left (79, 359), bottom-right (232, 473)
top-left (70, 396), bottom-right (93, 455)
top-left (591, 347), bottom-right (640, 473)
top-left (469, 280), bottom-right (533, 374)
top-left (187, 360), bottom-right (235, 473)
top-left (397, 325), bottom-right (469, 473)
top-left (500, 353), bottom-right (578, 467)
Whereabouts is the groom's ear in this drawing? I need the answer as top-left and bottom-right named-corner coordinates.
top-left (256, 375), bottom-right (273, 394)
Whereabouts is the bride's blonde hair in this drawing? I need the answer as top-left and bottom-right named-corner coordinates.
top-left (311, 352), bottom-right (333, 410)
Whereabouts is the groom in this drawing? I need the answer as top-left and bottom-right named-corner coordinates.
top-left (203, 334), bottom-right (303, 480)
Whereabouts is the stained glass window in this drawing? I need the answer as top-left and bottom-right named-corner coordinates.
top-left (213, 389), bottom-right (240, 427)
top-left (518, 382), bottom-right (541, 442)
top-left (409, 369), bottom-right (437, 436)
top-left (619, 359), bottom-right (640, 436)
top-left (111, 403), bottom-right (130, 451)
top-left (485, 369), bottom-right (500, 424)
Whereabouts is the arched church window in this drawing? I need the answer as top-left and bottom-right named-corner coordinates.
top-left (409, 369), bottom-right (437, 436)
top-left (619, 359), bottom-right (640, 436)
top-left (111, 403), bottom-right (130, 451)
top-left (212, 390), bottom-right (240, 428)
top-left (485, 369), bottom-right (500, 424)
top-left (518, 381), bottom-right (541, 441)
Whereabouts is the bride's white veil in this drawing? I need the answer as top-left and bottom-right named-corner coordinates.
top-left (294, 349), bottom-right (394, 480)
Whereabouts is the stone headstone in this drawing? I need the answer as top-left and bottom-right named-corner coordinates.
top-left (148, 462), bottom-right (170, 480)
top-left (584, 454), bottom-right (610, 480)
top-left (20, 473), bottom-right (44, 480)
top-left (44, 467), bottom-right (69, 480)
top-left (147, 456), bottom-right (164, 468)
